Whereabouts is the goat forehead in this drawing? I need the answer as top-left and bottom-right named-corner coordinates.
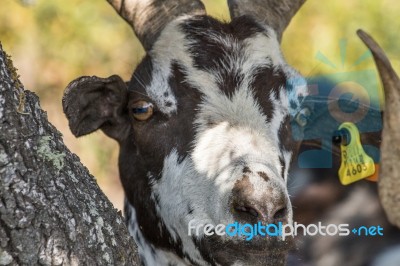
top-left (144, 15), bottom-right (306, 116)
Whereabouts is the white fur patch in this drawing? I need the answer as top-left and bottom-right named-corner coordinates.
top-left (145, 62), bottom-right (178, 115)
top-left (125, 200), bottom-right (189, 266)
top-left (150, 151), bottom-right (213, 265)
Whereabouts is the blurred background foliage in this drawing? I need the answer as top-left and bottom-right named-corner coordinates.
top-left (1, 0), bottom-right (399, 210)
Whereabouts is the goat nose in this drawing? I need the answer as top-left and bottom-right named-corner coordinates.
top-left (232, 202), bottom-right (288, 224)
top-left (233, 202), bottom-right (287, 224)
top-left (231, 174), bottom-right (289, 224)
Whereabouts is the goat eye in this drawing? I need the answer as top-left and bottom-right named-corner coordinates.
top-left (131, 101), bottom-right (154, 121)
top-left (295, 107), bottom-right (311, 127)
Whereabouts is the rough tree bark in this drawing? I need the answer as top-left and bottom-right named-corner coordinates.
top-left (0, 44), bottom-right (140, 265)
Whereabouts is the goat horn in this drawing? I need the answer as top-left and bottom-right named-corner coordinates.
top-left (357, 29), bottom-right (400, 228)
top-left (227, 0), bottom-right (306, 42)
top-left (106, 0), bottom-right (206, 51)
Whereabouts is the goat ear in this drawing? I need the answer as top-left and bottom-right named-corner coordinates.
top-left (62, 75), bottom-right (130, 141)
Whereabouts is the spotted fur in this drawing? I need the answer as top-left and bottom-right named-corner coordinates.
top-left (64, 13), bottom-right (309, 266)
top-left (123, 15), bottom-right (308, 265)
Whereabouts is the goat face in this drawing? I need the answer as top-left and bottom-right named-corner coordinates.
top-left (63, 1), bottom-right (308, 265)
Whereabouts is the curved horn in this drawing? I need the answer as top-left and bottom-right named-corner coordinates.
top-left (106, 0), bottom-right (206, 51)
top-left (227, 0), bottom-right (306, 42)
top-left (357, 29), bottom-right (400, 228)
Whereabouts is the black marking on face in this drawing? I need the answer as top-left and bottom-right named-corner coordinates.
top-left (181, 16), bottom-right (265, 72)
top-left (251, 66), bottom-right (288, 123)
top-left (243, 166), bottom-right (252, 174)
top-left (129, 56), bottom-right (154, 93)
top-left (167, 61), bottom-right (203, 158)
top-left (218, 70), bottom-right (246, 98)
top-left (258, 171), bottom-right (270, 181)
top-left (278, 115), bottom-right (295, 152)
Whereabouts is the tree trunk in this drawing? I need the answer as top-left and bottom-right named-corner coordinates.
top-left (0, 43), bottom-right (140, 265)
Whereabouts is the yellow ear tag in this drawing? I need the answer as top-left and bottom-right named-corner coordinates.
top-left (336, 122), bottom-right (376, 185)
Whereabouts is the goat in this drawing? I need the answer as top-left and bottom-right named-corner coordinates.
top-left (62, 0), bottom-right (400, 265)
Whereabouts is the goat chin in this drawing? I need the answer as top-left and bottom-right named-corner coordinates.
top-left (198, 234), bottom-right (294, 266)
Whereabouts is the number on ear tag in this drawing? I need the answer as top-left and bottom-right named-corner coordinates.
top-left (337, 122), bottom-right (376, 185)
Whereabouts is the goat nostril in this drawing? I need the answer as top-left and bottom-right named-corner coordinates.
top-left (234, 205), bottom-right (259, 218)
top-left (273, 207), bottom-right (287, 220)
